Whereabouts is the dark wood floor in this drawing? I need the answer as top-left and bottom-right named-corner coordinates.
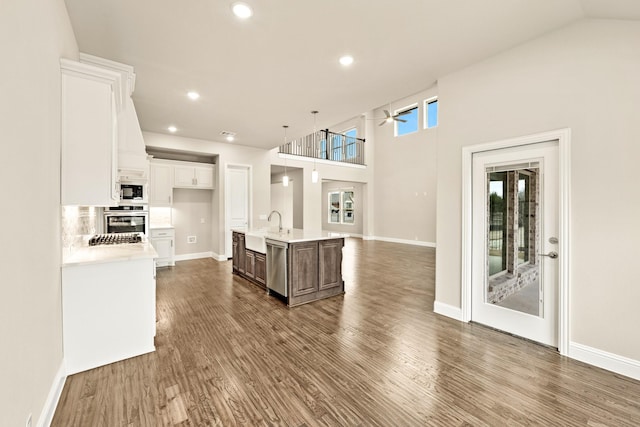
top-left (52, 238), bottom-right (640, 426)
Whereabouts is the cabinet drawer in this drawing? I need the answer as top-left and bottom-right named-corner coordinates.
top-left (150, 228), bottom-right (175, 238)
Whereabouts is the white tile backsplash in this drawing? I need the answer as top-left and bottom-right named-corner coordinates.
top-left (62, 206), bottom-right (98, 250)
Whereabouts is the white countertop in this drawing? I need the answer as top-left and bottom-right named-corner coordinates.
top-left (233, 227), bottom-right (349, 244)
top-left (63, 242), bottom-right (158, 267)
top-left (150, 224), bottom-right (174, 230)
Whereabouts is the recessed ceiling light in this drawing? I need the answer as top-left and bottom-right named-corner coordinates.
top-left (221, 130), bottom-right (236, 142)
top-left (168, 126), bottom-right (177, 133)
top-left (187, 91), bottom-right (200, 100)
top-left (339, 55), bottom-right (354, 66)
top-left (231, 2), bottom-right (253, 19)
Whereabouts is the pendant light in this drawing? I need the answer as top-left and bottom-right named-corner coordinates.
top-left (311, 110), bottom-right (319, 183)
top-left (282, 125), bottom-right (289, 187)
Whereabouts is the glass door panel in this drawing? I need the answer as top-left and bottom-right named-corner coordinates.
top-left (486, 166), bottom-right (541, 317)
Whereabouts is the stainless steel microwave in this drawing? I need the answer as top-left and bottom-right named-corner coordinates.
top-left (120, 184), bottom-right (144, 202)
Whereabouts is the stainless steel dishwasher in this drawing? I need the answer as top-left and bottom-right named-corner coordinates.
top-left (266, 239), bottom-right (288, 297)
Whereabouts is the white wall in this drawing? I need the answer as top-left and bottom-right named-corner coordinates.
top-left (372, 88), bottom-right (438, 245)
top-left (0, 0), bottom-right (78, 425)
top-left (172, 189), bottom-right (213, 255)
top-left (435, 20), bottom-right (640, 361)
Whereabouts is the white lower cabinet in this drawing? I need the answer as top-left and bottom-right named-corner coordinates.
top-left (150, 227), bottom-right (175, 267)
top-left (62, 257), bottom-right (156, 375)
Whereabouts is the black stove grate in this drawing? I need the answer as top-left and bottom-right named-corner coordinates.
top-left (88, 233), bottom-right (142, 246)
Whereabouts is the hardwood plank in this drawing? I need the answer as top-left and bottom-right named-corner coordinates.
top-left (52, 239), bottom-right (640, 426)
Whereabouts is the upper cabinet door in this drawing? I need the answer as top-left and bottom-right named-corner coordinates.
top-left (61, 59), bottom-right (121, 206)
top-left (173, 164), bottom-right (215, 189)
top-left (194, 166), bottom-right (214, 189)
top-left (149, 162), bottom-right (173, 206)
top-left (173, 165), bottom-right (196, 187)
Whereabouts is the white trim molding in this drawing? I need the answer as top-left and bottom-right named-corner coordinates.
top-left (37, 362), bottom-right (66, 427)
top-left (433, 301), bottom-right (464, 321)
top-left (569, 342), bottom-right (640, 381)
top-left (174, 251), bottom-right (214, 262)
top-left (369, 235), bottom-right (436, 248)
top-left (461, 128), bottom-right (572, 355)
top-left (212, 252), bottom-right (229, 262)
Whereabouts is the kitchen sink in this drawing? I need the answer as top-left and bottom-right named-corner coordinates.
top-left (244, 231), bottom-right (267, 254)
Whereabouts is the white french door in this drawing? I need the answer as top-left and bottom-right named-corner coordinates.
top-left (471, 141), bottom-right (559, 346)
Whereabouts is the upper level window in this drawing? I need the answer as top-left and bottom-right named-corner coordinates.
top-left (344, 128), bottom-right (357, 159)
top-left (424, 97), bottom-right (438, 129)
top-left (394, 105), bottom-right (418, 136)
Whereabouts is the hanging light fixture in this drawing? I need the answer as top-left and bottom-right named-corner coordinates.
top-left (282, 125), bottom-right (289, 187)
top-left (311, 110), bottom-right (319, 183)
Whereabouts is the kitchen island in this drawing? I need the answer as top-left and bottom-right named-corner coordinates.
top-left (232, 229), bottom-right (346, 307)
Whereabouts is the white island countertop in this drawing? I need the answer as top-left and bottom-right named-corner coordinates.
top-left (63, 242), bottom-right (159, 267)
top-left (232, 227), bottom-right (349, 244)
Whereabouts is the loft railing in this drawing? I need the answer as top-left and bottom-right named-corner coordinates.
top-left (279, 129), bottom-right (366, 166)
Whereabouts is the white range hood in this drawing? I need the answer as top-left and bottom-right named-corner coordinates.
top-left (79, 53), bottom-right (149, 182)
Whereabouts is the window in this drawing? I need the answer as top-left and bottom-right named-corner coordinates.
top-left (328, 190), bottom-right (355, 224)
top-left (394, 105), bottom-right (418, 136)
top-left (344, 128), bottom-right (357, 159)
top-left (424, 97), bottom-right (438, 128)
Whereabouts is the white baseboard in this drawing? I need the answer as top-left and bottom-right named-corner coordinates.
top-left (368, 235), bottom-right (436, 248)
top-left (211, 252), bottom-right (228, 262)
top-left (37, 362), bottom-right (66, 427)
top-left (174, 251), bottom-right (214, 262)
top-left (433, 301), bottom-right (464, 321)
top-left (568, 341), bottom-right (640, 381)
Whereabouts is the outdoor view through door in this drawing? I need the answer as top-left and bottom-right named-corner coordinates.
top-left (488, 166), bottom-right (540, 316)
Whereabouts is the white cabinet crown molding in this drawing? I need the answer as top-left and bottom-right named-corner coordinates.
top-left (79, 53), bottom-right (136, 98)
top-left (60, 58), bottom-right (123, 112)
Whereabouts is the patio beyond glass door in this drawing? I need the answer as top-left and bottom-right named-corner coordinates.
top-left (472, 142), bottom-right (559, 347)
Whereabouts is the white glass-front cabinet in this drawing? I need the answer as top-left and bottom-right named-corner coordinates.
top-left (61, 59), bottom-right (122, 206)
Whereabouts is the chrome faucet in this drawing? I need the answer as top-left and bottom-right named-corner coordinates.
top-left (268, 210), bottom-right (283, 233)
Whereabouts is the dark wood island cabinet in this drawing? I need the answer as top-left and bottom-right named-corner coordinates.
top-left (288, 238), bottom-right (344, 306)
top-left (232, 229), bottom-right (345, 306)
top-left (232, 231), bottom-right (266, 289)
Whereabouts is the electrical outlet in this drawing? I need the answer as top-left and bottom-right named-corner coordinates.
top-left (187, 236), bottom-right (197, 244)
top-left (200, 218), bottom-right (205, 224)
top-left (26, 413), bottom-right (32, 427)
top-left (259, 214), bottom-right (267, 220)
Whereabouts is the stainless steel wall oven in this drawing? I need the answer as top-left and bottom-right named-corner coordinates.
top-left (104, 205), bottom-right (148, 235)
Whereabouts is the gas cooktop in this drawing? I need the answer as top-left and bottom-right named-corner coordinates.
top-left (88, 233), bottom-right (142, 246)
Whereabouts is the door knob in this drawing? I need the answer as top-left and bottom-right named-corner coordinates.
top-left (539, 251), bottom-right (558, 259)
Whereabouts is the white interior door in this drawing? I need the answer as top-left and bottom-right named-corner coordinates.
top-left (225, 165), bottom-right (249, 257)
top-left (471, 141), bottom-right (559, 346)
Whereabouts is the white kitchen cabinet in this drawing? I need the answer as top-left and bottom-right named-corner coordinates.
top-left (61, 59), bottom-right (122, 206)
top-left (149, 162), bottom-right (173, 206)
top-left (150, 227), bottom-right (175, 267)
top-left (62, 257), bottom-right (156, 375)
top-left (174, 164), bottom-right (215, 189)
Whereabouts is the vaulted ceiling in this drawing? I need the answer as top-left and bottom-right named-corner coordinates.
top-left (64, 0), bottom-right (640, 149)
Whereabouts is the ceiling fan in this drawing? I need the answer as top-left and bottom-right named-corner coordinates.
top-left (378, 109), bottom-right (411, 126)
